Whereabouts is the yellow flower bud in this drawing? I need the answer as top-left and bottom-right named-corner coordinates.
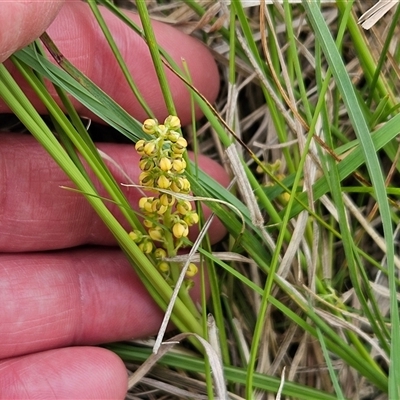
top-left (184, 212), bottom-right (199, 226)
top-left (139, 157), bottom-right (155, 171)
top-left (149, 227), bottom-right (164, 241)
top-left (279, 192), bottom-right (291, 205)
top-left (165, 115), bottom-right (181, 130)
top-left (159, 157), bottom-right (172, 172)
top-left (128, 230), bottom-right (142, 243)
top-left (171, 177), bottom-right (188, 193)
top-left (151, 199), bottom-right (168, 215)
top-left (180, 178), bottom-right (191, 193)
top-left (142, 119), bottom-right (158, 134)
top-left (157, 124), bottom-right (168, 138)
top-left (157, 175), bottom-right (171, 189)
top-left (138, 197), bottom-right (146, 209)
top-left (171, 146), bottom-right (184, 155)
top-left (185, 263), bottom-right (198, 278)
top-left (143, 219), bottom-right (154, 228)
top-left (172, 221), bottom-right (189, 238)
top-left (139, 240), bottom-right (153, 254)
top-left (158, 261), bottom-right (170, 273)
top-left (176, 200), bottom-right (192, 215)
top-left (160, 193), bottom-right (175, 207)
top-left (167, 131), bottom-right (180, 142)
top-left (135, 139), bottom-right (146, 154)
top-left (176, 137), bottom-right (187, 148)
top-left (144, 142), bottom-right (156, 156)
top-left (172, 137), bottom-right (187, 154)
top-left (170, 180), bottom-right (181, 193)
top-left (139, 171), bottom-right (154, 187)
top-left (140, 197), bottom-right (154, 213)
top-left (172, 158), bottom-right (186, 173)
top-left (154, 248), bottom-right (167, 259)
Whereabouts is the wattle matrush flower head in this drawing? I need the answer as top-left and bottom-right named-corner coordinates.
top-left (129, 116), bottom-right (199, 283)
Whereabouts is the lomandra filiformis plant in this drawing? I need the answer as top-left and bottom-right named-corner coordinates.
top-left (129, 116), bottom-right (199, 285)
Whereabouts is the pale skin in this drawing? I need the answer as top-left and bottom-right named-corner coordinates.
top-left (0, 2), bottom-right (228, 398)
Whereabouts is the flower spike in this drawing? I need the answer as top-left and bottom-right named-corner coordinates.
top-left (129, 116), bottom-right (200, 282)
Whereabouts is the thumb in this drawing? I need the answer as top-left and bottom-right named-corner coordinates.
top-left (0, 1), bottom-right (65, 62)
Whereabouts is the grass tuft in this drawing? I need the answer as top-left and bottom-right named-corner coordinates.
top-left (2, 1), bottom-right (400, 398)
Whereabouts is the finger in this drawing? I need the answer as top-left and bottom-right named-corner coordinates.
top-left (0, 347), bottom-right (127, 399)
top-left (0, 247), bottom-right (206, 359)
top-left (0, 1), bottom-right (65, 63)
top-left (0, 134), bottom-right (228, 252)
top-left (2, 2), bottom-right (219, 125)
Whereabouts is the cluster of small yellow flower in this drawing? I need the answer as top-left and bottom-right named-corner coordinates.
top-left (129, 116), bottom-right (199, 279)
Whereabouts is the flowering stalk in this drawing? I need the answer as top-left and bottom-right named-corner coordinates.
top-left (129, 116), bottom-right (200, 287)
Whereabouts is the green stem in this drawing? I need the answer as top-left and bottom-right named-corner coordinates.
top-left (135, 0), bottom-right (176, 116)
top-left (87, 0), bottom-right (155, 118)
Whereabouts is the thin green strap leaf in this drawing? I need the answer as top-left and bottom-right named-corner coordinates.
top-left (14, 45), bottom-right (143, 142)
top-left (109, 343), bottom-right (342, 400)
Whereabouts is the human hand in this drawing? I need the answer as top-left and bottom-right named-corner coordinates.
top-left (0, 2), bottom-right (227, 398)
